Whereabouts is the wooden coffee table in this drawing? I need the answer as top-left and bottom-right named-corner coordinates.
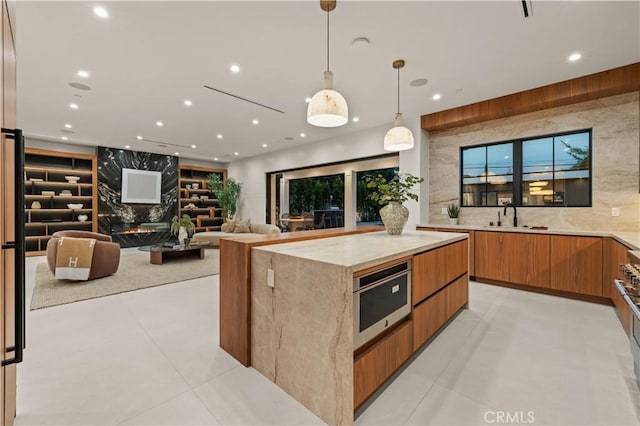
top-left (145, 243), bottom-right (208, 265)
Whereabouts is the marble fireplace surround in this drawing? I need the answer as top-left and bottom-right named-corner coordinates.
top-left (97, 147), bottom-right (178, 247)
top-left (428, 92), bottom-right (640, 231)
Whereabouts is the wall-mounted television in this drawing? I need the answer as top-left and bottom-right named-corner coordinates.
top-left (121, 168), bottom-right (162, 204)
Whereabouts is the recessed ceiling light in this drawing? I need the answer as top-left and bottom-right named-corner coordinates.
top-left (125, 145), bottom-right (132, 149)
top-left (217, 134), bottom-right (223, 139)
top-left (352, 117), bottom-right (359, 123)
top-left (214, 157), bottom-right (219, 161)
top-left (64, 124), bottom-right (72, 129)
top-left (351, 36), bottom-right (370, 47)
top-left (191, 144), bottom-right (196, 149)
top-left (410, 78), bottom-right (428, 87)
top-left (432, 93), bottom-right (441, 101)
top-left (61, 136), bottom-right (68, 140)
top-left (252, 119), bottom-right (259, 125)
top-left (262, 144), bottom-right (268, 148)
top-left (568, 52), bottom-right (581, 62)
top-left (184, 100), bottom-right (192, 107)
top-left (93, 6), bottom-right (109, 18)
top-left (156, 121), bottom-right (164, 127)
top-left (300, 133), bottom-right (306, 138)
top-left (69, 103), bottom-right (79, 109)
top-left (136, 135), bottom-right (143, 140)
top-left (230, 64), bottom-right (241, 73)
top-left (175, 152), bottom-right (179, 156)
top-left (77, 70), bottom-right (90, 78)
top-left (234, 152), bottom-right (239, 156)
top-left (305, 97), bottom-right (312, 103)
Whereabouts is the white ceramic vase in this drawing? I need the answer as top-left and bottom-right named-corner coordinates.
top-left (449, 217), bottom-right (459, 225)
top-left (178, 226), bottom-right (188, 243)
top-left (379, 201), bottom-right (409, 235)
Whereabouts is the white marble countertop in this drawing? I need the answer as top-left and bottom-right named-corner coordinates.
top-left (253, 230), bottom-right (467, 272)
top-left (416, 223), bottom-right (640, 250)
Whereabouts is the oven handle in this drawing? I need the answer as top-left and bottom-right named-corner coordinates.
top-left (624, 294), bottom-right (640, 320)
top-left (354, 269), bottom-right (411, 293)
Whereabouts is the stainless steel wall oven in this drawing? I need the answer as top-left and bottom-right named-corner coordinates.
top-left (354, 260), bottom-right (411, 349)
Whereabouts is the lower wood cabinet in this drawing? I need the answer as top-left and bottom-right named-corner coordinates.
top-left (413, 274), bottom-right (468, 350)
top-left (549, 235), bottom-right (603, 296)
top-left (354, 320), bottom-right (413, 409)
top-left (475, 231), bottom-right (550, 287)
top-left (603, 238), bottom-right (631, 298)
top-left (412, 240), bottom-right (467, 304)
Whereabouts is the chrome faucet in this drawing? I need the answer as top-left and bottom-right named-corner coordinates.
top-left (503, 203), bottom-right (517, 227)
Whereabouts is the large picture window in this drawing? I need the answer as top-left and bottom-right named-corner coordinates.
top-left (461, 129), bottom-right (591, 207)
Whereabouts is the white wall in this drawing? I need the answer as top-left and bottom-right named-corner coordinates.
top-left (228, 114), bottom-right (429, 229)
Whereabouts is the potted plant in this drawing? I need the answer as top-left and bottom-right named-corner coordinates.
top-left (365, 171), bottom-right (424, 235)
top-left (171, 214), bottom-right (196, 246)
top-left (207, 174), bottom-right (243, 221)
top-left (447, 203), bottom-right (460, 225)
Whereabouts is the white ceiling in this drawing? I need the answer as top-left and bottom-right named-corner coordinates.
top-left (16, 1), bottom-right (640, 163)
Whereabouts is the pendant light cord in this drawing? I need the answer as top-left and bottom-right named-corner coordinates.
top-left (326, 8), bottom-right (330, 71)
top-left (397, 67), bottom-right (400, 115)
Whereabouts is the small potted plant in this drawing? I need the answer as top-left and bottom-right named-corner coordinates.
top-left (447, 203), bottom-right (460, 225)
top-left (171, 214), bottom-right (196, 246)
top-left (365, 171), bottom-right (424, 235)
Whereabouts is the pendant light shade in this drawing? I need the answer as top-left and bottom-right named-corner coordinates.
top-left (384, 59), bottom-right (414, 152)
top-left (384, 113), bottom-right (415, 151)
top-left (307, 0), bottom-right (348, 127)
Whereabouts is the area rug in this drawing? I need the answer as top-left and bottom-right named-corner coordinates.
top-left (30, 249), bottom-right (220, 310)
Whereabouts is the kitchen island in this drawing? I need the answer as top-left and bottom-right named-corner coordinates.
top-left (247, 230), bottom-right (468, 425)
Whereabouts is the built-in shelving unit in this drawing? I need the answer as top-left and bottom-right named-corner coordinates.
top-left (24, 148), bottom-right (97, 255)
top-left (178, 165), bottom-right (226, 232)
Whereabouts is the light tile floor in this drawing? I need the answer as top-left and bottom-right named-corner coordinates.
top-left (15, 252), bottom-right (640, 425)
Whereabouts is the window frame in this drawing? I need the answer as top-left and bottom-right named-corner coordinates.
top-left (459, 129), bottom-right (592, 208)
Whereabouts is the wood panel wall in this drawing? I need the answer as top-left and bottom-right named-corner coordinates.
top-left (421, 63), bottom-right (640, 132)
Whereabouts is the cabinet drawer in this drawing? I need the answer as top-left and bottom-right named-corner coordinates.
top-left (413, 275), bottom-right (468, 350)
top-left (354, 320), bottom-right (413, 409)
top-left (413, 240), bottom-right (467, 304)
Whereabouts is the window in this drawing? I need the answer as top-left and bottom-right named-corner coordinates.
top-left (356, 167), bottom-right (398, 223)
top-left (461, 130), bottom-right (591, 207)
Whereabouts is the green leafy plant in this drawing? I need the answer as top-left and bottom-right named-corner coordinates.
top-left (170, 214), bottom-right (195, 237)
top-left (364, 171), bottom-right (424, 205)
top-left (207, 174), bottom-right (243, 220)
top-left (447, 203), bottom-right (460, 218)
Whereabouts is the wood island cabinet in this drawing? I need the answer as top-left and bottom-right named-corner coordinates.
top-left (475, 231), bottom-right (550, 287)
top-left (549, 235), bottom-right (603, 296)
top-left (412, 239), bottom-right (467, 304)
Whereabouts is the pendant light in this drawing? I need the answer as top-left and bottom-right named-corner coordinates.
top-left (307, 0), bottom-right (348, 127)
top-left (384, 59), bottom-right (414, 151)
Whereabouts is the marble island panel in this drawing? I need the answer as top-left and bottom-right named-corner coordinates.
top-left (250, 230), bottom-right (467, 425)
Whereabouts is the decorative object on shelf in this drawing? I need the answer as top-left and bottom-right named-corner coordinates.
top-left (200, 195), bottom-right (208, 200)
top-left (60, 190), bottom-right (72, 195)
top-left (185, 184), bottom-right (191, 189)
top-left (307, 0), bottom-right (348, 128)
top-left (29, 178), bottom-right (43, 182)
top-left (207, 173), bottom-right (242, 220)
top-left (184, 203), bottom-right (197, 209)
top-left (77, 214), bottom-right (88, 222)
top-left (65, 175), bottom-right (80, 183)
top-left (192, 183), bottom-right (199, 189)
top-left (191, 194), bottom-right (199, 199)
top-left (67, 203), bottom-right (83, 209)
top-left (31, 201), bottom-right (41, 209)
top-left (41, 190), bottom-right (55, 196)
top-left (365, 171), bottom-right (424, 235)
top-left (170, 214), bottom-right (196, 245)
top-left (384, 59), bottom-right (414, 152)
top-left (447, 203), bottom-right (460, 225)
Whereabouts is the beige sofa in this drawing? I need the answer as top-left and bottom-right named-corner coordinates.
top-left (192, 222), bottom-right (280, 247)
